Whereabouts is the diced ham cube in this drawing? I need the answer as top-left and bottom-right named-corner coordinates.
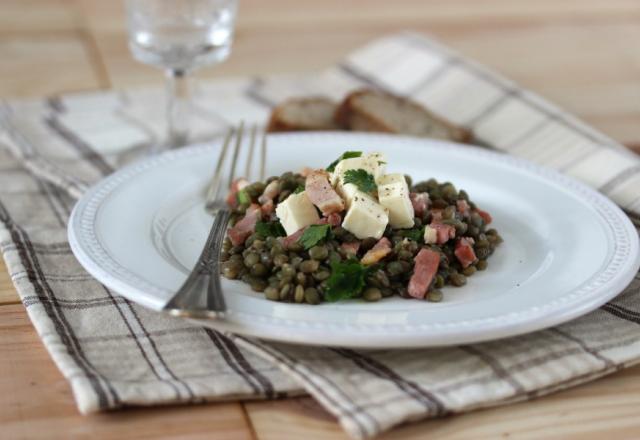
top-left (430, 222), bottom-right (455, 245)
top-left (361, 237), bottom-right (392, 266)
top-left (341, 242), bottom-right (360, 256)
top-left (475, 208), bottom-right (493, 225)
top-left (409, 192), bottom-right (430, 217)
top-left (408, 248), bottom-right (440, 299)
top-left (226, 178), bottom-right (249, 208)
top-left (281, 228), bottom-right (305, 249)
top-left (261, 198), bottom-right (275, 216)
top-left (305, 170), bottom-right (345, 215)
top-left (456, 199), bottom-right (470, 216)
top-left (228, 203), bottom-right (261, 246)
top-left (322, 212), bottom-right (342, 227)
top-left (455, 237), bottom-right (477, 268)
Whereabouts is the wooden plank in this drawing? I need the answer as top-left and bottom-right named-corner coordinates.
top-left (0, 0), bottom-right (80, 33)
top-left (0, 33), bottom-right (106, 98)
top-left (0, 304), bottom-right (255, 440)
top-left (246, 364), bottom-right (640, 439)
top-left (0, 259), bottom-right (19, 305)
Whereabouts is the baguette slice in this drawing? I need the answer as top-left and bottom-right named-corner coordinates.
top-left (335, 89), bottom-right (471, 143)
top-left (267, 97), bottom-right (340, 132)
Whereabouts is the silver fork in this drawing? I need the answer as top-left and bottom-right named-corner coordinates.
top-left (163, 123), bottom-right (266, 318)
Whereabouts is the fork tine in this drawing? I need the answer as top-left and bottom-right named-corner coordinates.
top-left (244, 124), bottom-right (257, 179)
top-left (259, 129), bottom-right (267, 181)
top-left (205, 127), bottom-right (234, 209)
top-left (226, 120), bottom-right (244, 190)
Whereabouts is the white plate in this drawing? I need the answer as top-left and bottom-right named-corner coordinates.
top-left (68, 132), bottom-right (640, 348)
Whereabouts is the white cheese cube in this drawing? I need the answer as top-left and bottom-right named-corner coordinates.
top-left (424, 226), bottom-right (438, 244)
top-left (342, 192), bottom-right (389, 240)
top-left (378, 178), bottom-right (414, 229)
top-left (339, 182), bottom-right (377, 209)
top-left (377, 173), bottom-right (406, 186)
top-left (330, 152), bottom-right (387, 187)
top-left (275, 191), bottom-right (320, 235)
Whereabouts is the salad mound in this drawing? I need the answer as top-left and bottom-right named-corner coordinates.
top-left (220, 151), bottom-right (502, 304)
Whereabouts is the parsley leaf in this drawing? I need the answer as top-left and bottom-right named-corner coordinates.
top-left (236, 189), bottom-right (251, 205)
top-left (255, 221), bottom-right (286, 238)
top-left (298, 224), bottom-right (331, 250)
top-left (325, 260), bottom-right (368, 302)
top-left (294, 185), bottom-right (305, 194)
top-left (400, 227), bottom-right (424, 242)
top-left (378, 161), bottom-right (387, 166)
top-left (326, 151), bottom-right (362, 172)
top-left (343, 169), bottom-right (377, 195)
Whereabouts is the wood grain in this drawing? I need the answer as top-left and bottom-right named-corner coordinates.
top-left (0, 259), bottom-right (19, 305)
top-left (0, 33), bottom-right (105, 97)
top-left (0, 304), bottom-right (254, 440)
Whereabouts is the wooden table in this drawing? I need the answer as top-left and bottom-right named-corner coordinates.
top-left (2, 1), bottom-right (640, 438)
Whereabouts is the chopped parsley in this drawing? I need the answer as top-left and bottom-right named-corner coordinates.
top-left (324, 259), bottom-right (369, 302)
top-left (298, 224), bottom-right (331, 250)
top-left (236, 189), bottom-right (251, 205)
top-left (255, 221), bottom-right (286, 238)
top-left (294, 185), bottom-right (305, 194)
top-left (326, 151), bottom-right (362, 172)
top-left (400, 227), bottom-right (424, 242)
top-left (343, 168), bottom-right (377, 195)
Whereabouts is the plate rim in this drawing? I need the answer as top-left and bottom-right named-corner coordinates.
top-left (68, 131), bottom-right (640, 348)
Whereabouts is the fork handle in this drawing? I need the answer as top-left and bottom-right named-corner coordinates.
top-left (164, 209), bottom-right (231, 317)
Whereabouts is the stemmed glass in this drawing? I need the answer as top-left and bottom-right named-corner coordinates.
top-left (125, 0), bottom-right (238, 149)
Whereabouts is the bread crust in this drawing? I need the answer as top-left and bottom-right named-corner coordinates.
top-left (334, 89), bottom-right (472, 142)
top-left (266, 97), bottom-right (339, 133)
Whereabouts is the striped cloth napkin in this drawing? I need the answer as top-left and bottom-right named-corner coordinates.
top-left (1, 32), bottom-right (640, 439)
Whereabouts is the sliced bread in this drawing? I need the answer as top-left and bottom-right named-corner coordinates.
top-left (334, 89), bottom-right (472, 143)
top-left (267, 97), bottom-right (340, 132)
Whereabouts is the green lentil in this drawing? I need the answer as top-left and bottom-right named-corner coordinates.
top-left (450, 272), bottom-right (467, 287)
top-left (251, 263), bottom-right (268, 277)
top-left (304, 287), bottom-right (320, 304)
top-left (313, 268), bottom-right (331, 281)
top-left (426, 290), bottom-right (443, 302)
top-left (309, 245), bottom-right (329, 261)
top-left (300, 260), bottom-right (320, 273)
top-left (281, 264), bottom-right (296, 278)
top-left (294, 285), bottom-right (305, 303)
top-left (264, 286), bottom-right (279, 301)
top-left (476, 259), bottom-right (488, 271)
top-left (279, 284), bottom-right (292, 300)
top-left (244, 252), bottom-right (260, 267)
top-left (462, 266), bottom-right (477, 277)
top-left (363, 287), bottom-right (382, 302)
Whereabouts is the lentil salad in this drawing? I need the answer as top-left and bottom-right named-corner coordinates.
top-left (220, 151), bottom-right (502, 304)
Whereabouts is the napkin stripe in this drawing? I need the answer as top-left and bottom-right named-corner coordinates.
top-left (44, 116), bottom-right (114, 176)
top-left (459, 346), bottom-right (525, 394)
top-left (218, 331), bottom-right (276, 398)
top-left (0, 203), bottom-right (118, 408)
top-left (602, 304), bottom-right (640, 325)
top-left (234, 336), bottom-right (377, 438)
top-left (206, 329), bottom-right (265, 395)
top-left (548, 328), bottom-right (614, 368)
top-left (35, 151), bottom-right (198, 401)
top-left (106, 287), bottom-right (190, 400)
top-left (332, 348), bottom-right (446, 416)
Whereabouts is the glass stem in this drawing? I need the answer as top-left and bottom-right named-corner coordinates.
top-left (165, 68), bottom-right (190, 148)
